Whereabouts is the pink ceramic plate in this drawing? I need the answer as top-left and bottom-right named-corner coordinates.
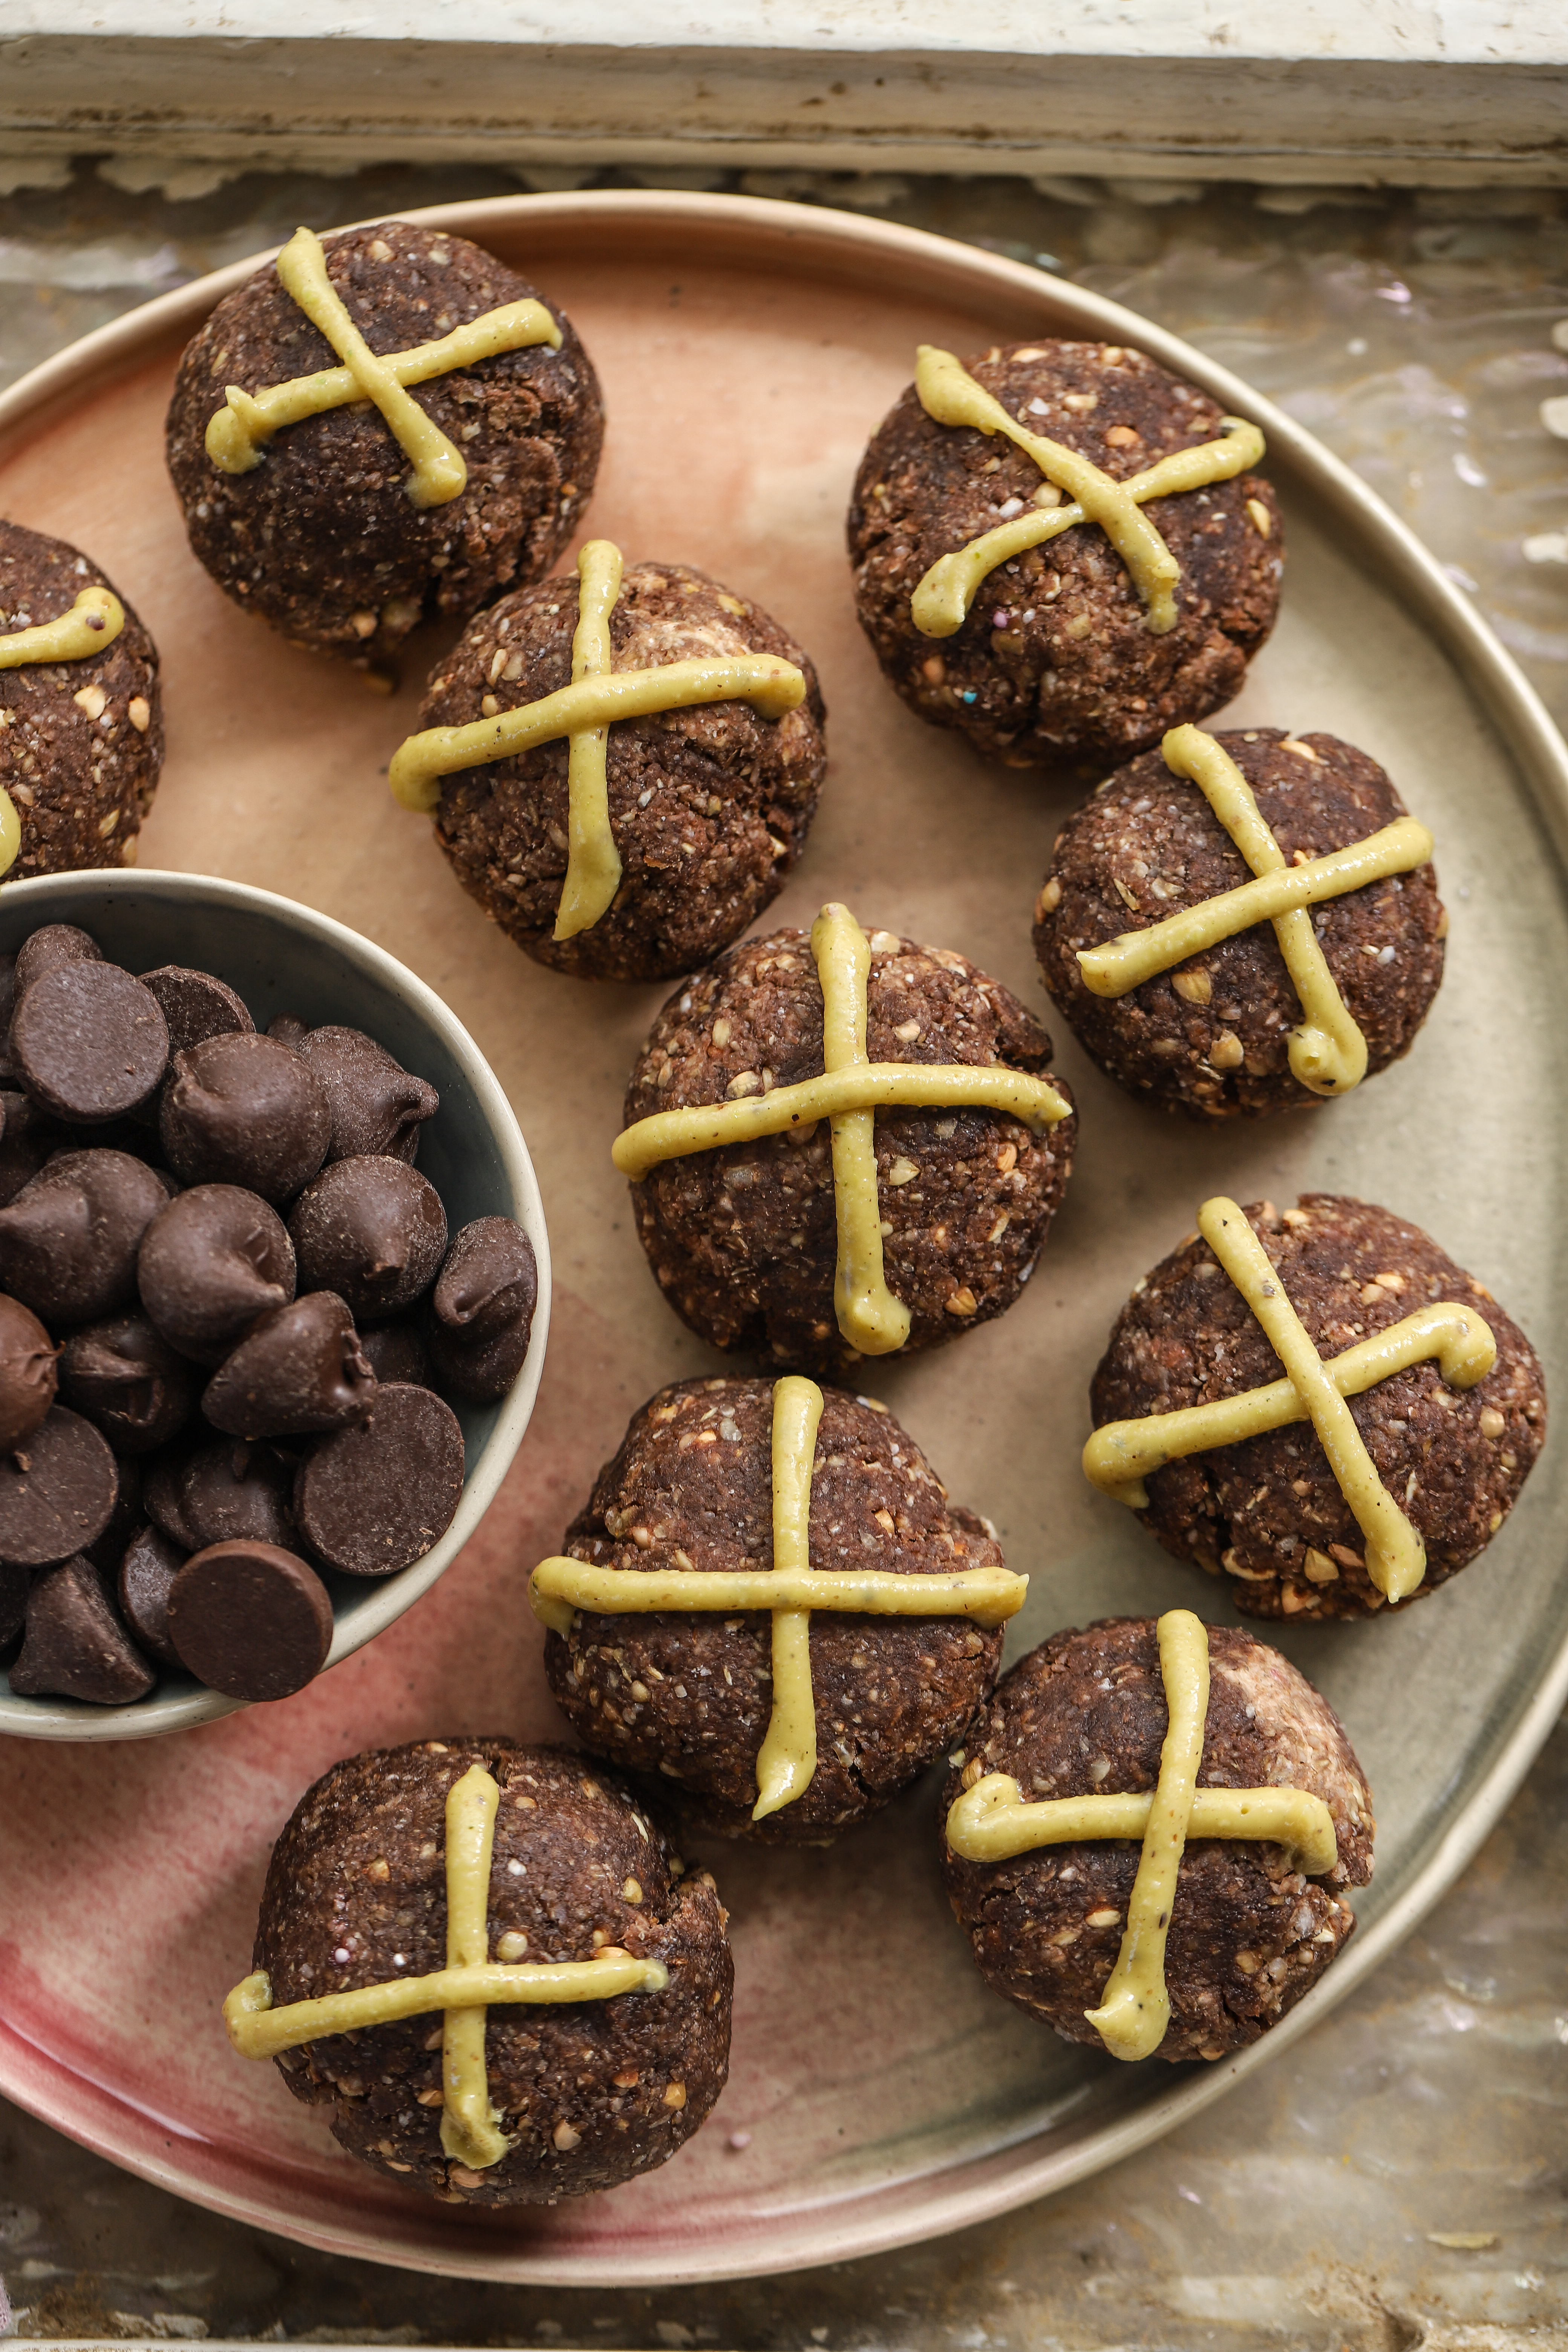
top-left (2, 194), bottom-right (1566, 2284)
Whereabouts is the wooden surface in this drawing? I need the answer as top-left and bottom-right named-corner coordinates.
top-left (1, 2), bottom-right (1565, 185)
top-left (10, 1), bottom-right (1566, 55)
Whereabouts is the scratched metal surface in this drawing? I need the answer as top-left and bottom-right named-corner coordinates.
top-left (0, 159), bottom-right (1565, 2350)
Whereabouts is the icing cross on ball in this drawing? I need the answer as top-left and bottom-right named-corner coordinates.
top-left (946, 1608), bottom-right (1340, 2061)
top-left (614, 902), bottom-right (1072, 1354)
top-left (203, 225), bottom-right (564, 509)
top-left (0, 583), bottom-right (127, 876)
top-left (389, 538), bottom-right (808, 939)
top-left (910, 346), bottom-right (1266, 640)
top-left (531, 1374), bottom-right (1027, 1818)
top-left (224, 1761), bottom-right (667, 2171)
top-left (0, 585), bottom-right (124, 671)
top-left (1084, 1197), bottom-right (1498, 1603)
top-left (1076, 725), bottom-right (1436, 1098)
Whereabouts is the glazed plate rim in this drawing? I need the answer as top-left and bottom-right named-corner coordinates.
top-left (0, 188), bottom-right (1565, 2285)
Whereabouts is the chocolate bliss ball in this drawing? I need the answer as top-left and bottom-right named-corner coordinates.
top-left (940, 1618), bottom-right (1374, 2063)
top-left (847, 340), bottom-right (1282, 772)
top-left (253, 1738), bottom-right (732, 2202)
top-left (544, 1378), bottom-right (1008, 1845)
top-left (423, 560), bottom-right (828, 982)
top-left (1033, 729), bottom-right (1446, 1119)
top-left (165, 222), bottom-right (603, 669)
top-left (0, 521), bottom-right (163, 874)
top-left (623, 923), bottom-right (1076, 1376)
top-left (1090, 1196), bottom-right (1546, 1621)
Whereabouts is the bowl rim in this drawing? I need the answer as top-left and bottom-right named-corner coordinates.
top-left (0, 865), bottom-right (552, 1742)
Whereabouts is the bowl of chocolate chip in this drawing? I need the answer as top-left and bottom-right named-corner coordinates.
top-left (0, 870), bottom-right (549, 1740)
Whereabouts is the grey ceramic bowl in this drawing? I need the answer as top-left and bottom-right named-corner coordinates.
top-left (0, 869), bottom-right (550, 1742)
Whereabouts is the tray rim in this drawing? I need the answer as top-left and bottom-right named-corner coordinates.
top-left (1, 185), bottom-right (1565, 2287)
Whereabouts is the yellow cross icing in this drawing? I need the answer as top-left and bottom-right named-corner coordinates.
top-left (556, 537), bottom-right (625, 937)
top-left (1075, 727), bottom-right (1435, 1098)
top-left (0, 585), bottom-right (124, 671)
top-left (613, 902), bottom-right (1073, 1356)
top-left (945, 1607), bottom-right (1342, 2061)
top-left (204, 225), bottom-right (564, 508)
top-left (754, 1370), bottom-right (824, 1818)
top-left (388, 539), bottom-right (808, 941)
top-left (1083, 1197), bottom-right (1498, 1603)
top-left (910, 346), bottom-right (1265, 639)
top-left (530, 1375), bottom-right (1029, 1820)
top-left (224, 1760), bottom-right (668, 2172)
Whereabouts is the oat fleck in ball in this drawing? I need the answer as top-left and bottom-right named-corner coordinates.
top-left (0, 522), bottom-right (163, 874)
top-left (1090, 1196), bottom-right (1546, 1620)
top-left (940, 1618), bottom-right (1374, 2061)
top-left (848, 340), bottom-right (1282, 773)
top-left (545, 1378), bottom-right (1009, 1844)
top-left (423, 560), bottom-right (828, 981)
top-left (165, 222), bottom-right (604, 670)
top-left (1034, 729), bottom-right (1446, 1118)
top-left (250, 1738), bottom-right (732, 2201)
top-left (623, 923), bottom-right (1076, 1376)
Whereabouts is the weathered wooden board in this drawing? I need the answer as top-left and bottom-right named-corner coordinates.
top-left (2, 1), bottom-right (1565, 187)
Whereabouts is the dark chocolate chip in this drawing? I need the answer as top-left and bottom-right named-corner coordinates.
top-left (132, 966), bottom-right (256, 1128)
top-left (266, 1013), bottom-right (310, 1048)
top-left (167, 1539), bottom-right (333, 1702)
top-left (159, 1032), bottom-right (331, 1204)
top-left (146, 1437), bottom-right (297, 1554)
top-left (0, 1404), bottom-right (118, 1565)
top-left (86, 1450), bottom-right (143, 1573)
top-left (0, 1559), bottom-right (28, 1648)
top-left (59, 1312), bottom-right (197, 1453)
top-left (0, 1292), bottom-right (58, 1452)
top-left (202, 1293), bottom-right (377, 1441)
top-left (427, 1217), bottom-right (537, 1403)
top-left (0, 1091), bottom-right (67, 1205)
top-left (138, 966), bottom-right (255, 1057)
top-left (142, 1450), bottom-right (196, 1551)
top-left (358, 1320), bottom-right (432, 1389)
top-left (117, 1521), bottom-right (188, 1669)
top-left (0, 1148), bottom-right (171, 1325)
top-left (137, 1184), bottom-right (297, 1365)
top-left (295, 1026), bottom-right (439, 1165)
top-left (288, 1156), bottom-right (448, 1321)
top-left (13, 925), bottom-right (103, 1000)
top-left (9, 1552), bottom-right (155, 1704)
top-left (294, 1383), bottom-right (464, 1576)
top-left (11, 961), bottom-right (170, 1122)
top-left (0, 958), bottom-right (15, 1085)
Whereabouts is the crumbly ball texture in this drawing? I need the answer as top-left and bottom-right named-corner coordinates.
top-left (425, 562), bottom-right (828, 981)
top-left (1034, 729), bottom-right (1447, 1119)
top-left (0, 521), bottom-right (163, 875)
top-left (545, 1378), bottom-right (1006, 1845)
top-left (1091, 1195), bottom-right (1547, 1621)
top-left (847, 340), bottom-right (1282, 773)
top-left (165, 222), bottom-right (603, 668)
top-left (624, 926), bottom-right (1077, 1377)
top-left (254, 1738), bottom-right (731, 2204)
top-left (940, 1617), bottom-right (1374, 2063)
